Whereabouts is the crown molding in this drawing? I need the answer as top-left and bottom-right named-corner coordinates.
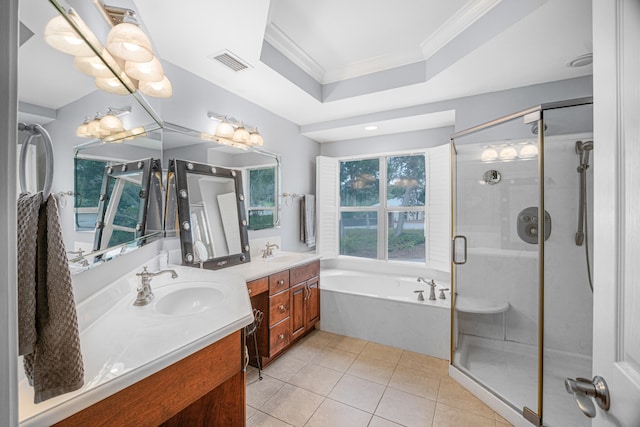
top-left (264, 22), bottom-right (325, 82)
top-left (421, 0), bottom-right (502, 59)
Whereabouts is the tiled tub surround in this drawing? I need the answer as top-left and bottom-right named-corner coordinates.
top-left (18, 261), bottom-right (254, 426)
top-left (319, 269), bottom-right (451, 359)
top-left (246, 329), bottom-right (513, 427)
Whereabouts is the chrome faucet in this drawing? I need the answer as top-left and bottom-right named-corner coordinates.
top-left (417, 277), bottom-right (437, 300)
top-left (67, 249), bottom-right (89, 266)
top-left (261, 242), bottom-right (279, 258)
top-left (134, 266), bottom-right (178, 306)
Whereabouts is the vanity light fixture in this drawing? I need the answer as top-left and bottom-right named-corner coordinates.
top-left (519, 142), bottom-right (539, 158)
top-left (208, 113), bottom-right (265, 148)
top-left (499, 145), bottom-right (517, 161)
top-left (76, 107), bottom-right (132, 141)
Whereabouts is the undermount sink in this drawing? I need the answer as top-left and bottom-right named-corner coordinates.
top-left (155, 286), bottom-right (224, 316)
top-left (262, 254), bottom-right (301, 263)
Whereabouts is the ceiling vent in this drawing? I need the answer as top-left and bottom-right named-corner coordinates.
top-left (210, 50), bottom-right (251, 72)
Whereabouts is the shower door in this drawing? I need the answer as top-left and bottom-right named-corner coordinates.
top-left (451, 113), bottom-right (542, 419)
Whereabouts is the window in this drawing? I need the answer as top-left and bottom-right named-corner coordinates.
top-left (74, 157), bottom-right (108, 231)
top-left (339, 154), bottom-right (426, 262)
top-left (247, 166), bottom-right (276, 230)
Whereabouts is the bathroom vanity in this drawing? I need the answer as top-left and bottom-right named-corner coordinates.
top-left (246, 258), bottom-right (320, 367)
top-left (18, 263), bottom-right (254, 427)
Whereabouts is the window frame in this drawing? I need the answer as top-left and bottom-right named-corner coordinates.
top-left (338, 152), bottom-right (428, 263)
top-left (243, 164), bottom-right (278, 230)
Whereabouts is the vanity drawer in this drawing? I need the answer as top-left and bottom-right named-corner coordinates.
top-left (247, 277), bottom-right (268, 296)
top-left (269, 319), bottom-right (290, 355)
top-left (269, 291), bottom-right (290, 326)
top-left (290, 260), bottom-right (320, 284)
top-left (269, 271), bottom-right (290, 295)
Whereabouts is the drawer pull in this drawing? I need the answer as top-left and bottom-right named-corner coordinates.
top-left (278, 279), bottom-right (284, 285)
top-left (278, 334), bottom-right (285, 340)
top-left (248, 288), bottom-right (252, 294)
top-left (278, 304), bottom-right (285, 312)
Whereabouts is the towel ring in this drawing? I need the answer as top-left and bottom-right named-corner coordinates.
top-left (18, 123), bottom-right (54, 199)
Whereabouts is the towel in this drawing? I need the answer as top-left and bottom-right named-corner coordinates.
top-left (18, 194), bottom-right (84, 403)
top-left (300, 194), bottom-right (316, 248)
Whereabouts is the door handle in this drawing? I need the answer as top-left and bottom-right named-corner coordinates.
top-left (564, 376), bottom-right (610, 418)
top-left (452, 235), bottom-right (468, 265)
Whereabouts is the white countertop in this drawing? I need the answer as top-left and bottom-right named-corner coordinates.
top-left (18, 251), bottom-right (319, 426)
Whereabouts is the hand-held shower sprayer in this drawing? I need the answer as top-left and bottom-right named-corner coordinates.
top-left (575, 140), bottom-right (594, 292)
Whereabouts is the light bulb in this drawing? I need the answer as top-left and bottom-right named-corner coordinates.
top-left (74, 55), bottom-right (113, 78)
top-left (215, 121), bottom-right (235, 139)
top-left (480, 148), bottom-right (498, 162)
top-left (125, 56), bottom-right (164, 82)
top-left (519, 143), bottom-right (538, 158)
top-left (76, 123), bottom-right (90, 137)
top-left (100, 114), bottom-right (124, 132)
top-left (106, 22), bottom-right (153, 62)
top-left (233, 125), bottom-right (250, 143)
top-left (44, 15), bottom-right (94, 56)
top-left (138, 75), bottom-right (172, 98)
top-left (499, 146), bottom-right (517, 161)
top-left (95, 76), bottom-right (133, 95)
top-left (249, 130), bottom-right (264, 146)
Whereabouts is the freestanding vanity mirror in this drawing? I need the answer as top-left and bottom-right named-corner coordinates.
top-left (169, 159), bottom-right (250, 269)
top-left (93, 158), bottom-right (163, 254)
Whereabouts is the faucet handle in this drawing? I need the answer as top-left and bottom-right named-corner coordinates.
top-left (136, 266), bottom-right (149, 277)
top-left (414, 290), bottom-right (425, 301)
top-left (438, 288), bottom-right (450, 299)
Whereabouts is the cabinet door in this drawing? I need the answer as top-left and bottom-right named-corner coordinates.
top-left (306, 277), bottom-right (320, 327)
top-left (290, 282), bottom-right (307, 341)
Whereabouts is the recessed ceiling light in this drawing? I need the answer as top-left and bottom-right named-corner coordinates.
top-left (364, 125), bottom-right (378, 131)
top-left (567, 53), bottom-right (593, 68)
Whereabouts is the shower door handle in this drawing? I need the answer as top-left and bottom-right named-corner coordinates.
top-left (452, 235), bottom-right (468, 265)
top-left (564, 376), bottom-right (610, 418)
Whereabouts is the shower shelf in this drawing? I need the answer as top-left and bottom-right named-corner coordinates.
top-left (455, 297), bottom-right (509, 314)
top-left (455, 296), bottom-right (509, 342)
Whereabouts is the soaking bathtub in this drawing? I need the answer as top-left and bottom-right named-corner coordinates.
top-left (320, 269), bottom-right (451, 359)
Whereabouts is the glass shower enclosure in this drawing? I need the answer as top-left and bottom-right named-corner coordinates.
top-left (450, 98), bottom-right (594, 427)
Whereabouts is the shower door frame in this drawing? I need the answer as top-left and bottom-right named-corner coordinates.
top-left (449, 96), bottom-right (594, 426)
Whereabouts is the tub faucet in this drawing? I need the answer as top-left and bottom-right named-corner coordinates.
top-left (261, 242), bottom-right (279, 258)
top-left (417, 277), bottom-right (437, 300)
top-left (134, 266), bottom-right (178, 306)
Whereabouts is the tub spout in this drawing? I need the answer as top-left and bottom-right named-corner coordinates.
top-left (417, 277), bottom-right (437, 300)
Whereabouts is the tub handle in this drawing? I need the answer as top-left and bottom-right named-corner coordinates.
top-left (452, 235), bottom-right (468, 265)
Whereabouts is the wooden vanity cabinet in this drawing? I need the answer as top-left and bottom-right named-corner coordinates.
top-left (247, 259), bottom-right (320, 367)
top-left (54, 330), bottom-right (245, 427)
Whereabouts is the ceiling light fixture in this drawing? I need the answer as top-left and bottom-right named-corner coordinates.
top-left (208, 113), bottom-right (265, 148)
top-left (567, 53), bottom-right (593, 68)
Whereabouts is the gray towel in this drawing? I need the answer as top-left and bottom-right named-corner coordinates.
top-left (19, 194), bottom-right (84, 403)
top-left (300, 194), bottom-right (316, 248)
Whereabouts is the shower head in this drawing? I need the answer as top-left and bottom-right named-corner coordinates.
top-left (576, 140), bottom-right (594, 167)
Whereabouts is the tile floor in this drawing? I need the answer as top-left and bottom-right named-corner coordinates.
top-left (246, 329), bottom-right (514, 427)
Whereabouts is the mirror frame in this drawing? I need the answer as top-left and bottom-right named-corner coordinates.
top-left (93, 158), bottom-right (162, 252)
top-left (170, 159), bottom-right (251, 269)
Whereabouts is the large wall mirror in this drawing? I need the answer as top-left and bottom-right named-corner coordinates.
top-left (18, 0), bottom-right (281, 274)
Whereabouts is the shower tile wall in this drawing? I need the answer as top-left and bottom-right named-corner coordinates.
top-left (456, 136), bottom-right (593, 357)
